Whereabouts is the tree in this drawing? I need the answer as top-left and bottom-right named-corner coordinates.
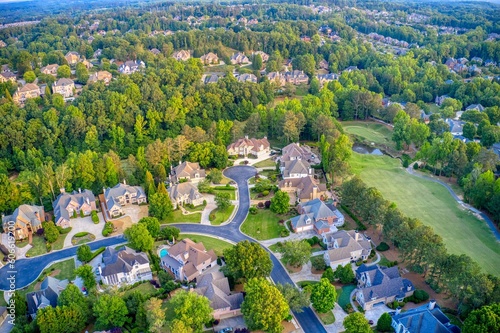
top-left (124, 223), bottom-right (154, 251)
top-left (392, 110), bottom-right (411, 150)
top-left (58, 284), bottom-right (91, 322)
top-left (335, 264), bottom-right (355, 284)
top-left (75, 264), bottom-right (96, 290)
top-left (169, 291), bottom-right (212, 333)
top-left (223, 240), bottom-right (273, 280)
top-left (310, 278), bottom-right (337, 313)
top-left (10, 291), bottom-right (27, 317)
top-left (144, 297), bottom-right (166, 333)
top-left (75, 62), bottom-right (89, 83)
top-left (138, 217), bottom-right (161, 239)
top-left (159, 226), bottom-right (180, 241)
top-left (322, 267), bottom-right (335, 283)
top-left (377, 312), bottom-right (393, 332)
top-left (252, 54), bottom-right (263, 70)
top-left (37, 304), bottom-right (86, 333)
top-left (170, 319), bottom-right (194, 333)
top-left (43, 221), bottom-right (59, 243)
top-left (409, 119), bottom-right (430, 147)
top-left (207, 169), bottom-right (223, 184)
top-left (463, 303), bottom-right (500, 333)
top-left (23, 71), bottom-right (36, 83)
top-left (280, 240), bottom-right (311, 267)
top-left (149, 192), bottom-right (173, 220)
top-left (270, 190), bottom-right (290, 214)
top-left (93, 295), bottom-right (129, 330)
top-left (57, 65), bottom-right (71, 78)
top-left (76, 244), bottom-right (93, 263)
top-left (241, 278), bottom-right (290, 333)
top-left (463, 122), bottom-right (477, 140)
top-left (344, 312), bottom-right (372, 333)
top-left (215, 192), bottom-right (231, 211)
top-left (276, 283), bottom-right (310, 312)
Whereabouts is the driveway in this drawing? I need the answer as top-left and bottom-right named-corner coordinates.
top-left (199, 194), bottom-right (216, 225)
top-left (120, 205), bottom-right (148, 222)
top-left (63, 212), bottom-right (106, 248)
top-left (232, 154), bottom-right (274, 167)
top-left (213, 315), bottom-right (246, 332)
top-left (364, 304), bottom-right (392, 325)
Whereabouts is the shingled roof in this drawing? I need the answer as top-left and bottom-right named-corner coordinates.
top-left (194, 271), bottom-right (243, 311)
top-left (101, 246), bottom-right (150, 277)
top-left (356, 264), bottom-right (414, 301)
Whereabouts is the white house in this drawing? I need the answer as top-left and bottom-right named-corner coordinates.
top-left (99, 246), bottom-right (153, 286)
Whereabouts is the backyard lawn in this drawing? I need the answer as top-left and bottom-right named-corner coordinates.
top-left (337, 284), bottom-right (356, 309)
top-left (120, 282), bottom-right (157, 298)
top-left (212, 187), bottom-right (236, 200)
top-left (343, 121), bottom-right (395, 149)
top-left (210, 205), bottom-right (235, 225)
top-left (162, 210), bottom-right (201, 224)
top-left (350, 152), bottom-right (500, 276)
top-left (52, 233), bottom-right (67, 250)
top-left (179, 234), bottom-right (233, 256)
top-left (253, 158), bottom-right (277, 168)
top-left (26, 236), bottom-right (47, 257)
top-left (240, 210), bottom-right (287, 240)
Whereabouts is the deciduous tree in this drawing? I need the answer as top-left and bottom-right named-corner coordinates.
top-left (144, 297), bottom-right (166, 333)
top-left (270, 190), bottom-right (290, 214)
top-left (124, 223), bottom-right (154, 251)
top-left (276, 283), bottom-right (310, 312)
top-left (223, 240), bottom-right (272, 280)
top-left (148, 192), bottom-right (173, 220)
top-left (75, 264), bottom-right (96, 290)
top-left (76, 244), bottom-right (93, 263)
top-left (280, 240), bottom-right (311, 267)
top-left (343, 312), bottom-right (372, 333)
top-left (169, 291), bottom-right (212, 333)
top-left (310, 278), bottom-right (337, 313)
top-left (93, 295), bottom-right (129, 330)
top-left (138, 217), bottom-right (161, 239)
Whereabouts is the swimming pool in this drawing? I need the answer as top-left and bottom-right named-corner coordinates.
top-left (160, 248), bottom-right (168, 257)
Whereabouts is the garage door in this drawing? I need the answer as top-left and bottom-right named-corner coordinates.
top-left (373, 301), bottom-right (385, 307)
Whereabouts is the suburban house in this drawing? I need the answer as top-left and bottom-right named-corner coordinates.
top-left (194, 271), bottom-right (244, 320)
top-left (278, 176), bottom-right (328, 204)
top-left (200, 52), bottom-right (219, 64)
top-left (280, 159), bottom-right (312, 179)
top-left (391, 301), bottom-right (461, 333)
top-left (0, 40), bottom-right (6, 48)
top-left (118, 60), bottom-right (145, 74)
top-left (316, 73), bottom-right (338, 85)
top-left (267, 71), bottom-right (286, 86)
top-left (492, 142), bottom-right (500, 159)
top-left (150, 48), bottom-right (161, 55)
top-left (0, 71), bottom-right (16, 83)
top-left (202, 73), bottom-right (220, 84)
top-left (168, 182), bottom-right (205, 209)
top-left (160, 238), bottom-right (217, 281)
top-left (26, 277), bottom-right (69, 319)
top-left (2, 204), bottom-right (45, 240)
top-left (104, 181), bottom-right (147, 218)
top-left (52, 78), bottom-right (75, 98)
top-left (356, 264), bottom-right (415, 310)
top-left (465, 104), bottom-right (485, 112)
top-left (81, 59), bottom-right (93, 69)
top-left (1, 64), bottom-right (11, 73)
top-left (65, 51), bottom-right (80, 65)
top-left (40, 64), bottom-right (59, 76)
top-left (88, 70), bottom-right (113, 85)
top-left (52, 188), bottom-right (97, 228)
top-left (280, 143), bottom-right (317, 163)
top-left (172, 50), bottom-right (191, 61)
top-left (323, 230), bottom-right (372, 269)
top-left (13, 83), bottom-right (41, 105)
top-left (230, 52), bottom-right (250, 65)
top-left (237, 73), bottom-right (258, 83)
top-left (99, 246), bottom-right (153, 286)
top-left (446, 119), bottom-right (465, 136)
top-left (227, 136), bottom-right (270, 157)
top-left (435, 95), bottom-right (450, 106)
top-left (284, 70), bottom-right (309, 85)
top-left (318, 59), bottom-right (329, 70)
top-left (289, 198), bottom-right (344, 234)
top-left (252, 51), bottom-right (269, 62)
top-left (169, 161), bottom-right (206, 184)
top-left (471, 56), bottom-right (483, 64)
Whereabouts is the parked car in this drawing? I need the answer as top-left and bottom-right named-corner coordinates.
top-left (81, 287), bottom-right (88, 295)
top-left (368, 320), bottom-right (374, 325)
top-left (218, 328), bottom-right (233, 333)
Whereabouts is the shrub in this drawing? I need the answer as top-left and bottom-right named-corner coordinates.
top-left (280, 228), bottom-right (290, 237)
top-left (80, 210), bottom-right (84, 218)
top-left (377, 312), bottom-right (393, 332)
top-left (249, 207), bottom-right (258, 215)
top-left (72, 211), bottom-right (77, 218)
top-left (376, 242), bottom-right (390, 251)
top-left (209, 213), bottom-right (216, 221)
top-left (102, 222), bottom-right (114, 237)
top-left (413, 162), bottom-right (419, 170)
top-left (264, 200), bottom-right (271, 209)
top-left (257, 202), bottom-right (264, 208)
top-left (74, 231), bottom-right (89, 237)
top-left (57, 226), bottom-right (72, 234)
top-left (311, 256), bottom-right (327, 270)
top-left (311, 236), bottom-right (320, 244)
top-left (203, 200), bottom-right (207, 206)
top-left (261, 190), bottom-right (269, 196)
top-left (414, 289), bottom-right (430, 302)
top-left (306, 238), bottom-right (314, 246)
top-left (46, 243), bottom-right (52, 252)
top-left (91, 211), bottom-right (99, 224)
top-left (36, 228), bottom-right (45, 236)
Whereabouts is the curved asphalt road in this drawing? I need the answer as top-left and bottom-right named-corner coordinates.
top-left (407, 163), bottom-right (500, 241)
top-left (0, 166), bottom-right (326, 333)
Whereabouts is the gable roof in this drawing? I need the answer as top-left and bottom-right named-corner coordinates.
top-left (278, 176), bottom-right (326, 200)
top-left (325, 230), bottom-right (372, 263)
top-left (19, 83), bottom-right (40, 93)
top-left (465, 104), bottom-right (485, 112)
top-left (172, 161), bottom-right (205, 180)
top-left (391, 302), bottom-right (460, 333)
top-left (101, 246), bottom-right (150, 277)
top-left (167, 239), bottom-right (217, 273)
top-left (195, 271), bottom-right (244, 311)
top-left (53, 78), bottom-right (74, 87)
top-left (227, 137), bottom-right (270, 153)
top-left (2, 204), bottom-right (44, 229)
top-left (282, 159), bottom-right (311, 178)
top-left (168, 182), bottom-right (203, 202)
top-left (53, 189), bottom-right (95, 223)
top-left (26, 277), bottom-right (69, 316)
top-left (356, 264), bottom-right (414, 301)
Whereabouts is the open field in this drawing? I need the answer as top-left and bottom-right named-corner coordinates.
top-left (342, 121), bottom-right (395, 149)
top-left (210, 205), bottom-right (235, 225)
top-left (162, 210), bottom-right (201, 224)
top-left (179, 234), bottom-right (233, 256)
top-left (241, 210), bottom-right (287, 240)
top-left (350, 152), bottom-right (500, 276)
top-left (253, 158), bottom-right (277, 168)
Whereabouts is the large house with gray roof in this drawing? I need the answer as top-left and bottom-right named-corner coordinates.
top-left (323, 230), bottom-right (372, 269)
top-left (227, 136), bottom-right (270, 158)
top-left (103, 181), bottom-right (147, 218)
top-left (356, 264), bottom-right (414, 310)
top-left (169, 161), bottom-right (206, 184)
top-left (289, 198), bottom-right (344, 234)
top-left (391, 301), bottom-right (461, 333)
top-left (160, 238), bottom-right (217, 281)
top-left (194, 271), bottom-right (244, 320)
top-left (278, 176), bottom-right (328, 204)
top-left (52, 188), bottom-right (96, 228)
top-left (446, 119), bottom-right (465, 136)
top-left (2, 205), bottom-right (45, 240)
top-left (168, 182), bottom-right (205, 209)
top-left (99, 246), bottom-right (152, 286)
top-left (26, 277), bottom-right (69, 319)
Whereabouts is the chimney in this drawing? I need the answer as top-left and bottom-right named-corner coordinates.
top-left (86, 197), bottom-right (90, 205)
top-left (98, 264), bottom-right (102, 276)
top-left (123, 179), bottom-right (127, 185)
top-left (245, 135), bottom-right (249, 139)
top-left (78, 188), bottom-right (81, 193)
top-left (428, 300), bottom-right (436, 310)
top-left (355, 230), bottom-right (359, 241)
top-left (60, 188), bottom-right (66, 194)
top-left (312, 185), bottom-right (318, 199)
top-left (395, 307), bottom-right (401, 315)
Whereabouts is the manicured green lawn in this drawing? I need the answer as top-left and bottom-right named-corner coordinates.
top-left (26, 236), bottom-right (47, 257)
top-left (183, 203), bottom-right (206, 213)
top-left (71, 233), bottom-right (96, 245)
top-left (50, 258), bottom-right (77, 281)
top-left (350, 152), bottom-right (500, 276)
top-left (241, 210), bottom-right (287, 240)
top-left (343, 121), bottom-right (395, 149)
top-left (338, 284), bottom-right (356, 308)
top-left (0, 291), bottom-right (5, 306)
top-left (253, 158), bottom-right (277, 168)
top-left (210, 205), bottom-right (235, 225)
top-left (317, 310), bottom-right (335, 325)
top-left (162, 210), bottom-right (201, 224)
top-left (179, 234), bottom-right (233, 256)
top-left (52, 233), bottom-right (67, 250)
top-left (16, 239), bottom-right (30, 248)
top-left (120, 282), bottom-right (157, 298)
top-left (212, 188), bottom-right (236, 200)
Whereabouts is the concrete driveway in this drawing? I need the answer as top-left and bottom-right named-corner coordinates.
top-left (63, 212), bottom-right (106, 248)
top-left (213, 315), bottom-right (246, 332)
top-left (364, 304), bottom-right (392, 325)
top-left (120, 205), bottom-right (148, 222)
